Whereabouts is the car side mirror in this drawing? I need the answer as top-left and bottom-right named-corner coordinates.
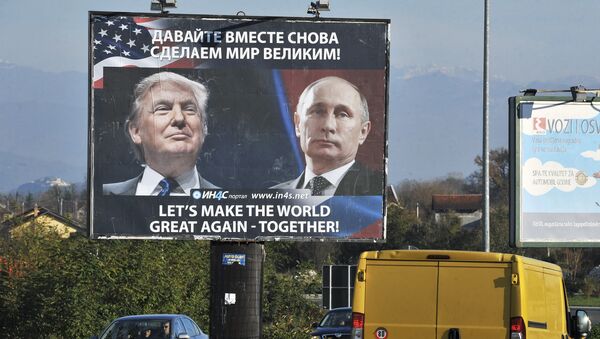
top-left (177, 333), bottom-right (190, 339)
top-left (571, 309), bottom-right (592, 338)
top-left (312, 322), bottom-right (319, 328)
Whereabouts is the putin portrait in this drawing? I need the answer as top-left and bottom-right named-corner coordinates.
top-left (272, 76), bottom-right (383, 196)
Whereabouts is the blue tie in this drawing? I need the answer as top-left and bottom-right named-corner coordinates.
top-left (158, 178), bottom-right (178, 196)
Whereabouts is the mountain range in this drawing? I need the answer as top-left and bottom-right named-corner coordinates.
top-left (388, 67), bottom-right (600, 181)
top-left (1, 62), bottom-right (599, 193)
top-left (13, 176), bottom-right (73, 195)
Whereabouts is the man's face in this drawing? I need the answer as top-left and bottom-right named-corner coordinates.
top-left (163, 322), bottom-right (170, 334)
top-left (129, 81), bottom-right (204, 167)
top-left (295, 78), bottom-right (370, 171)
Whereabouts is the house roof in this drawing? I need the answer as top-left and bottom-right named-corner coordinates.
top-left (0, 206), bottom-right (87, 236)
top-left (432, 194), bottom-right (482, 213)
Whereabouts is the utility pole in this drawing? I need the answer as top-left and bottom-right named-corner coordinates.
top-left (482, 0), bottom-right (491, 252)
top-left (210, 242), bottom-right (263, 339)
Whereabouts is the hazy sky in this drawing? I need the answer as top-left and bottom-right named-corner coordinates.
top-left (2, 0), bottom-right (600, 185)
top-left (1, 0), bottom-right (599, 84)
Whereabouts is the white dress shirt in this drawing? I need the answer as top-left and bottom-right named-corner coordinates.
top-left (135, 166), bottom-right (199, 196)
top-left (301, 160), bottom-right (355, 196)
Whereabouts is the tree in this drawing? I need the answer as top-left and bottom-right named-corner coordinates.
top-left (397, 176), bottom-right (467, 219)
top-left (0, 228), bottom-right (336, 338)
top-left (23, 193), bottom-right (34, 210)
top-left (465, 147), bottom-right (509, 206)
top-left (0, 230), bottom-right (211, 338)
top-left (262, 259), bottom-right (323, 339)
top-left (39, 185), bottom-right (76, 214)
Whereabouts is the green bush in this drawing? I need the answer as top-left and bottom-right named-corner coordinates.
top-left (262, 262), bottom-right (323, 339)
top-left (0, 229), bottom-right (210, 338)
top-left (0, 228), bottom-right (326, 338)
top-left (591, 324), bottom-right (600, 338)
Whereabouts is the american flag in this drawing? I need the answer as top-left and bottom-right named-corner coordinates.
top-left (92, 15), bottom-right (198, 89)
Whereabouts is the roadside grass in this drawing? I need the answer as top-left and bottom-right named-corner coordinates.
top-left (569, 295), bottom-right (600, 307)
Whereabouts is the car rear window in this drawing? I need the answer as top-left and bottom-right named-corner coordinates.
top-left (320, 310), bottom-right (352, 327)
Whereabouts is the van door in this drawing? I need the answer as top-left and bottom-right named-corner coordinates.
top-left (364, 260), bottom-right (438, 338)
top-left (437, 262), bottom-right (511, 339)
top-left (543, 269), bottom-right (568, 338)
top-left (523, 264), bottom-right (569, 338)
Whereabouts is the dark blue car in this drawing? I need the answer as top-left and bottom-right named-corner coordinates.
top-left (92, 314), bottom-right (208, 339)
top-left (310, 307), bottom-right (352, 339)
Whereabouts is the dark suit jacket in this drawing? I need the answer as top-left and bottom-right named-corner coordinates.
top-left (271, 162), bottom-right (383, 196)
top-left (103, 170), bottom-right (219, 195)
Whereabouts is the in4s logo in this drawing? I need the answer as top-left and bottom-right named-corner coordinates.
top-left (192, 190), bottom-right (229, 201)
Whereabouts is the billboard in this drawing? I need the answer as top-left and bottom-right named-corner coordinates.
top-left (89, 12), bottom-right (389, 240)
top-left (509, 96), bottom-right (600, 247)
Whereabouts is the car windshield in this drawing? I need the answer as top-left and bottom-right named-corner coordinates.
top-left (100, 319), bottom-right (171, 339)
top-left (319, 310), bottom-right (351, 327)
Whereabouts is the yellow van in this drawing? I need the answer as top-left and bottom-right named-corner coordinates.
top-left (351, 250), bottom-right (591, 339)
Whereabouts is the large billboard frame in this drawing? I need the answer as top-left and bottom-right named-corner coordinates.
top-left (509, 95), bottom-right (600, 247)
top-left (88, 11), bottom-right (390, 241)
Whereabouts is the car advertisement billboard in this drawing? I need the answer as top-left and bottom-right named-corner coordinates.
top-left (509, 96), bottom-right (600, 247)
top-left (89, 12), bottom-right (389, 240)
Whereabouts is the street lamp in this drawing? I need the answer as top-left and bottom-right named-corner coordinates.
top-left (150, 0), bottom-right (177, 14)
top-left (307, 0), bottom-right (330, 17)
